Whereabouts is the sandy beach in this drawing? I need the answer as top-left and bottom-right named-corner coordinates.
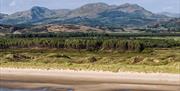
top-left (0, 68), bottom-right (180, 91)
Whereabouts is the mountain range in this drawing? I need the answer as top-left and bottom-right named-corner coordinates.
top-left (0, 3), bottom-right (171, 27)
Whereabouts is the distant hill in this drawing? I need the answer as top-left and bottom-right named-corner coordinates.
top-left (156, 18), bottom-right (180, 29)
top-left (143, 18), bottom-right (180, 33)
top-left (0, 13), bottom-right (8, 19)
top-left (0, 24), bottom-right (106, 34)
top-left (158, 12), bottom-right (180, 18)
top-left (22, 24), bottom-right (105, 33)
top-left (0, 24), bottom-right (24, 34)
top-left (0, 3), bottom-right (169, 27)
top-left (0, 6), bottom-right (57, 25)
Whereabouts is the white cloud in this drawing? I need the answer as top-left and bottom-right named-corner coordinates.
top-left (9, 0), bottom-right (16, 6)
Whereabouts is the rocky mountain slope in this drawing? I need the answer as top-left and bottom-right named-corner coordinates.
top-left (0, 3), bottom-right (169, 27)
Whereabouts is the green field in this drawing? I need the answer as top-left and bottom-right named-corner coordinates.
top-left (0, 48), bottom-right (179, 73)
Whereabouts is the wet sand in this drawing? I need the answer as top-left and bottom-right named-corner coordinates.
top-left (0, 68), bottom-right (180, 91)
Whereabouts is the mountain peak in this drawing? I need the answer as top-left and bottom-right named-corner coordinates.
top-left (31, 6), bottom-right (50, 12)
top-left (30, 6), bottom-right (55, 20)
top-left (121, 3), bottom-right (140, 7)
top-left (121, 3), bottom-right (131, 6)
top-left (31, 6), bottom-right (42, 9)
top-left (112, 3), bottom-right (153, 16)
top-left (118, 3), bottom-right (144, 11)
top-left (82, 2), bottom-right (109, 7)
top-left (69, 2), bottom-right (110, 18)
top-left (78, 2), bottom-right (109, 10)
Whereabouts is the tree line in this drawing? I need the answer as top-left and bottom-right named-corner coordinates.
top-left (6, 32), bottom-right (180, 38)
top-left (0, 38), bottom-right (179, 52)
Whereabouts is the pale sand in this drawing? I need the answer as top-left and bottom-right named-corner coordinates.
top-left (0, 67), bottom-right (180, 91)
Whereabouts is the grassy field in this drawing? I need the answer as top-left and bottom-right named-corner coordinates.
top-left (0, 48), bottom-right (179, 73)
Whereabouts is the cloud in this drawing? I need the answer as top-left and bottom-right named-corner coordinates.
top-left (9, 0), bottom-right (16, 6)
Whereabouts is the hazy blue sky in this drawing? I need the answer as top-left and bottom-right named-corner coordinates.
top-left (0, 0), bottom-right (179, 14)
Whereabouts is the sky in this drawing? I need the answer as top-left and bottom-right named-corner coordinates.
top-left (0, 0), bottom-right (179, 14)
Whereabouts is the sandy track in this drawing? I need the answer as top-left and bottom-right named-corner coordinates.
top-left (0, 68), bottom-right (180, 91)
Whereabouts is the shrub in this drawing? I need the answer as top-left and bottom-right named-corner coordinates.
top-left (5, 54), bottom-right (31, 62)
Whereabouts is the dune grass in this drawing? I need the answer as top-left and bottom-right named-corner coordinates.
top-left (0, 48), bottom-right (179, 73)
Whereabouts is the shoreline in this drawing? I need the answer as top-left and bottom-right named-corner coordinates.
top-left (0, 67), bottom-right (180, 91)
top-left (1, 67), bottom-right (180, 81)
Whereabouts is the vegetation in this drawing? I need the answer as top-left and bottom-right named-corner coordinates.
top-left (0, 37), bottom-right (179, 52)
top-left (0, 33), bottom-right (179, 73)
top-left (0, 48), bottom-right (179, 73)
top-left (7, 32), bottom-right (180, 38)
top-left (0, 38), bottom-right (142, 52)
